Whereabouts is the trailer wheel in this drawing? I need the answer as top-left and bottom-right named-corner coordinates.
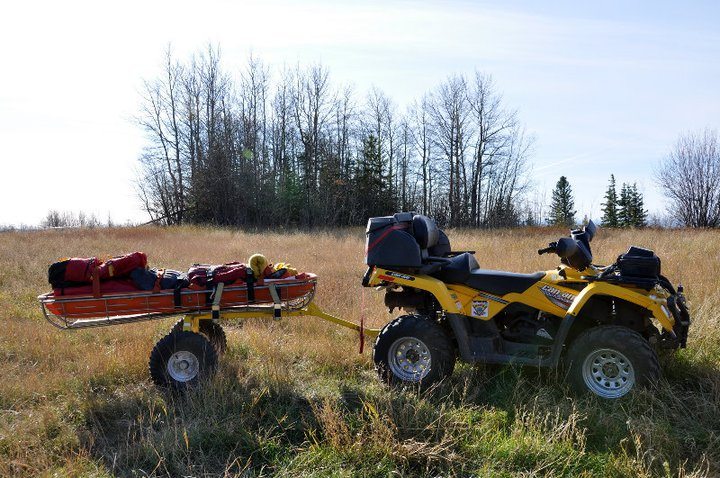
top-left (172, 319), bottom-right (228, 355)
top-left (566, 325), bottom-right (660, 399)
top-left (149, 331), bottom-right (218, 392)
top-left (373, 314), bottom-right (455, 389)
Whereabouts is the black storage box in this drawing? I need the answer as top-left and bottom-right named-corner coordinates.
top-left (617, 246), bottom-right (661, 279)
top-left (366, 213), bottom-right (422, 268)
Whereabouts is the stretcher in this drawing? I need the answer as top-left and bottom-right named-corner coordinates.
top-left (39, 274), bottom-right (318, 327)
top-left (39, 266), bottom-right (380, 391)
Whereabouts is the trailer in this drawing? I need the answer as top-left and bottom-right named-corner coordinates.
top-left (39, 276), bottom-right (379, 391)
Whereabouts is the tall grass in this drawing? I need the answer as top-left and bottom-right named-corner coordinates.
top-left (0, 226), bottom-right (718, 476)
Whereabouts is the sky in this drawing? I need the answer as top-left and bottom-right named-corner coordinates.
top-left (1, 0), bottom-right (719, 226)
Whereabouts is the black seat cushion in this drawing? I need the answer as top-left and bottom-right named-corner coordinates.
top-left (432, 252), bottom-right (479, 284)
top-left (432, 252), bottom-right (544, 296)
top-left (464, 270), bottom-right (545, 296)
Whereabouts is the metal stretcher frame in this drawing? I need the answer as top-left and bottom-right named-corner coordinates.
top-left (39, 279), bottom-right (380, 337)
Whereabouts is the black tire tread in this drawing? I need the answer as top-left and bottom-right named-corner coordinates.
top-left (148, 330), bottom-right (218, 392)
top-left (373, 314), bottom-right (455, 389)
top-left (172, 319), bottom-right (228, 355)
top-left (566, 325), bottom-right (660, 397)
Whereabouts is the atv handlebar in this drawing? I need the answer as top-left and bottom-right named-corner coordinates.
top-left (538, 242), bottom-right (557, 255)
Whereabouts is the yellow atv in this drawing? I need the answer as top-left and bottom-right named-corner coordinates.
top-left (362, 213), bottom-right (690, 399)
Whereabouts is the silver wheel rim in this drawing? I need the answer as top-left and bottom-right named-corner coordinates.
top-left (582, 348), bottom-right (635, 398)
top-left (388, 337), bottom-right (431, 382)
top-left (167, 351), bottom-right (200, 382)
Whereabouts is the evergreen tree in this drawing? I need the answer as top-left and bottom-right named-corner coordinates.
top-left (601, 174), bottom-right (619, 227)
top-left (549, 176), bottom-right (576, 226)
top-left (616, 182), bottom-right (647, 228)
top-left (629, 183), bottom-right (647, 228)
top-left (617, 183), bottom-right (632, 227)
top-left (355, 135), bottom-right (393, 219)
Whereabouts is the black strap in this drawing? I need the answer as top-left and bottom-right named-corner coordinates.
top-left (246, 273), bottom-right (255, 303)
top-left (205, 285), bottom-right (214, 306)
top-left (173, 284), bottom-right (183, 308)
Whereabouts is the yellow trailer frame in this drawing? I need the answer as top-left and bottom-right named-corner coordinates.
top-left (178, 301), bottom-right (380, 338)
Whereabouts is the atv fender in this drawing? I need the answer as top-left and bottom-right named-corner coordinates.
top-left (368, 267), bottom-right (462, 313)
top-left (567, 281), bottom-right (675, 333)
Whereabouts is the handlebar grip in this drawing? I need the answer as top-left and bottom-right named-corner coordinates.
top-left (538, 247), bottom-right (555, 255)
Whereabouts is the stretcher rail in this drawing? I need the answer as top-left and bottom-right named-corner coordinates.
top-left (39, 278), bottom-right (316, 329)
top-left (38, 278), bottom-right (379, 337)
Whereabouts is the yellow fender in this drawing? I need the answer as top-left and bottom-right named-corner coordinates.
top-left (568, 281), bottom-right (675, 333)
top-left (369, 267), bottom-right (462, 312)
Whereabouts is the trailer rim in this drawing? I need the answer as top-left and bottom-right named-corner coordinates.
top-left (167, 351), bottom-right (200, 382)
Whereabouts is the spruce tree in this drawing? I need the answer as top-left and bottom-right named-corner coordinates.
top-left (601, 174), bottom-right (619, 227)
top-left (549, 176), bottom-right (576, 226)
top-left (630, 183), bottom-right (647, 227)
top-left (617, 183), bottom-right (632, 228)
top-left (355, 134), bottom-right (393, 218)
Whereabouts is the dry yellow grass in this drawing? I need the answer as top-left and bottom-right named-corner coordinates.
top-left (0, 225), bottom-right (719, 477)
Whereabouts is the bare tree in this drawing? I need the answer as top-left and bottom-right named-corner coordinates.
top-left (136, 47), bottom-right (185, 224)
top-left (656, 129), bottom-right (720, 227)
top-left (409, 96), bottom-right (433, 215)
top-left (135, 48), bottom-right (536, 229)
top-left (429, 75), bottom-right (471, 226)
top-left (292, 64), bottom-right (334, 226)
top-left (467, 73), bottom-right (518, 227)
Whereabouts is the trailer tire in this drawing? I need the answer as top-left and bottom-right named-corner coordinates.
top-left (373, 314), bottom-right (455, 390)
top-left (172, 319), bottom-right (228, 355)
top-left (149, 331), bottom-right (218, 392)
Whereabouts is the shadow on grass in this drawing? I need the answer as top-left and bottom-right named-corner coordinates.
top-left (78, 349), bottom-right (720, 477)
top-left (80, 363), bottom-right (320, 477)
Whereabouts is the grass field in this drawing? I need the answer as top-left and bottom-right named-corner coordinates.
top-left (1, 226), bottom-right (719, 477)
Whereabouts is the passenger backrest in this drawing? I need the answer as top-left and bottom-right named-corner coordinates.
top-left (411, 214), bottom-right (439, 259)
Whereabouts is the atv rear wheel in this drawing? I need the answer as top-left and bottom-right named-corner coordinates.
top-left (149, 330), bottom-right (218, 392)
top-left (566, 325), bottom-right (660, 399)
top-left (172, 319), bottom-right (228, 355)
top-left (373, 314), bottom-right (455, 389)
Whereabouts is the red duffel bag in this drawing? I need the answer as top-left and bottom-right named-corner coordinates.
top-left (98, 252), bottom-right (148, 279)
top-left (212, 262), bottom-right (248, 284)
top-left (48, 252), bottom-right (148, 288)
top-left (53, 257), bottom-right (100, 284)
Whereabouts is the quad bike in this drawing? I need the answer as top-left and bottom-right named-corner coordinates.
top-left (363, 212), bottom-right (690, 399)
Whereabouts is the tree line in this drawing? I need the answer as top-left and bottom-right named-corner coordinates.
top-left (135, 47), bottom-right (720, 230)
top-left (136, 47), bottom-right (534, 228)
top-left (545, 174), bottom-right (647, 228)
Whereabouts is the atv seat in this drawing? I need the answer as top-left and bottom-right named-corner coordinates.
top-left (432, 252), bottom-right (545, 297)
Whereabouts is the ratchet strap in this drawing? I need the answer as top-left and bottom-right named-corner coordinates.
top-left (268, 283), bottom-right (282, 320)
top-left (210, 282), bottom-right (224, 320)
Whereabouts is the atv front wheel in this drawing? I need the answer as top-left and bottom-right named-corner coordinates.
top-left (149, 330), bottom-right (218, 392)
top-left (566, 325), bottom-right (660, 399)
top-left (172, 319), bottom-right (228, 355)
top-left (373, 314), bottom-right (455, 389)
